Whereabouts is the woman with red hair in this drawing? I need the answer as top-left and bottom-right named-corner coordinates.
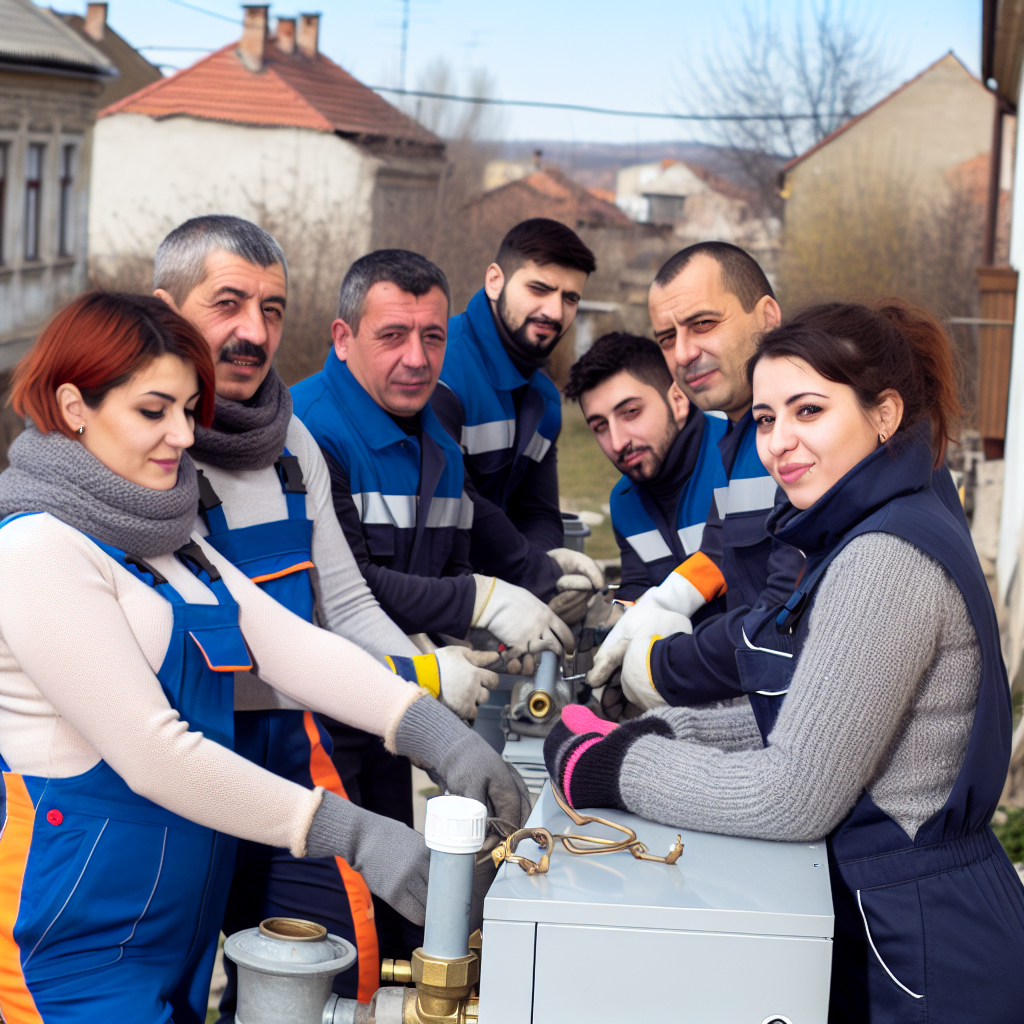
top-left (0, 293), bottom-right (526, 1024)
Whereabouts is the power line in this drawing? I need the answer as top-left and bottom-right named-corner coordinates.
top-left (368, 85), bottom-right (825, 122)
top-left (160, 0), bottom-right (237, 23)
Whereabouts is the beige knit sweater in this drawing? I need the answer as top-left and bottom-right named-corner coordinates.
top-left (0, 512), bottom-right (422, 856)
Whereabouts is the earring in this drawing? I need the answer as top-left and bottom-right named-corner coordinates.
top-left (76, 425), bottom-right (85, 435)
top-left (878, 432), bottom-right (887, 443)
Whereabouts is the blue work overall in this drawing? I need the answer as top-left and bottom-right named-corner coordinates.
top-left (197, 455), bottom-right (378, 1010)
top-left (0, 517), bottom-right (247, 1024)
top-left (735, 432), bottom-right (1024, 1022)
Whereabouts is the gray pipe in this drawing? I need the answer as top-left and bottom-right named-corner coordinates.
top-left (527, 649), bottom-right (559, 719)
top-left (421, 795), bottom-right (487, 960)
top-left (423, 849), bottom-right (476, 960)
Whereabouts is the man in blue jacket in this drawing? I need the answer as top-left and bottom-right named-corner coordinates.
top-left (589, 242), bottom-right (804, 705)
top-left (432, 219), bottom-right (605, 626)
top-left (292, 249), bottom-right (574, 662)
top-left (563, 332), bottom-right (727, 602)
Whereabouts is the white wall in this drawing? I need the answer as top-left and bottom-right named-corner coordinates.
top-left (89, 114), bottom-right (377, 267)
top-left (998, 64), bottom-right (1024, 599)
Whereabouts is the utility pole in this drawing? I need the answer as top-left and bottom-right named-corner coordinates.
top-left (399, 0), bottom-right (410, 91)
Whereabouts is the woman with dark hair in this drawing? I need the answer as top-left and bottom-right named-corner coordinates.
top-left (545, 300), bottom-right (1024, 1022)
top-left (0, 292), bottom-right (527, 1024)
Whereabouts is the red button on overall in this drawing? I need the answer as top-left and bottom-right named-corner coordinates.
top-left (46, 809), bottom-right (63, 826)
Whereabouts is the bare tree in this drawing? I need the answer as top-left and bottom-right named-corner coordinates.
top-left (689, 0), bottom-right (896, 214)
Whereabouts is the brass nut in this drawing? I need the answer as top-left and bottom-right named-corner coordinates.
top-left (411, 949), bottom-right (479, 989)
top-left (381, 957), bottom-right (413, 984)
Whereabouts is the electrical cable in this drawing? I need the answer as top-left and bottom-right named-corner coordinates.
top-left (367, 85), bottom-right (825, 122)
top-left (160, 0), bottom-right (237, 23)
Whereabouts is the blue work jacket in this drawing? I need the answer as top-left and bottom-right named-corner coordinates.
top-left (292, 352), bottom-right (477, 636)
top-left (432, 289), bottom-right (563, 599)
top-left (610, 409), bottom-right (728, 601)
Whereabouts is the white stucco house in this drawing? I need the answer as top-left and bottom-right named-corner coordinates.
top-left (88, 6), bottom-right (444, 280)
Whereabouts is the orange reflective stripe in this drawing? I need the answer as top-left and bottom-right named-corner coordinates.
top-left (249, 561), bottom-right (315, 585)
top-left (0, 774), bottom-right (44, 1024)
top-left (673, 551), bottom-right (727, 602)
top-left (302, 712), bottom-right (379, 1002)
top-left (646, 634), bottom-right (663, 690)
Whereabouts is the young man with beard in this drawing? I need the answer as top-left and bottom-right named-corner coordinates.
top-left (564, 332), bottom-right (727, 603)
top-left (154, 218), bottom-right (528, 1017)
top-left (431, 219), bottom-right (605, 627)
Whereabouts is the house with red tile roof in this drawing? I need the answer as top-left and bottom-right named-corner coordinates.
top-left (88, 5), bottom-right (444, 278)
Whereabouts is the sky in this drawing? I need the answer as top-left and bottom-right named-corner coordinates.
top-left (51, 0), bottom-right (983, 145)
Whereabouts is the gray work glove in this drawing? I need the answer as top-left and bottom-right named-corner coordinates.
top-left (306, 790), bottom-right (429, 925)
top-left (395, 696), bottom-right (531, 829)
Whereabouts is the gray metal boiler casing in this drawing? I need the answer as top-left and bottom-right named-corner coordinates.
top-left (480, 784), bottom-right (834, 1024)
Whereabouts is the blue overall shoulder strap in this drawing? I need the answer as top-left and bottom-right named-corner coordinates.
top-left (274, 447), bottom-right (307, 521)
top-left (197, 469), bottom-right (228, 535)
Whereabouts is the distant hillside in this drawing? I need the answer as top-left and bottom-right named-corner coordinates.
top-left (492, 140), bottom-right (781, 192)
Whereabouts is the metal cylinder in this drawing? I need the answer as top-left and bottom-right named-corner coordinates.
top-left (527, 650), bottom-right (558, 720)
top-left (422, 795), bottom-right (487, 960)
top-left (223, 917), bottom-right (356, 1024)
top-left (560, 512), bottom-right (591, 552)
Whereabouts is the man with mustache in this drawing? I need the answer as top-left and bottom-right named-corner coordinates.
top-left (431, 219), bottom-right (605, 627)
top-left (588, 242), bottom-right (805, 707)
top-left (563, 332), bottom-right (727, 603)
top-left (292, 248), bottom-right (573, 672)
top-left (155, 219), bottom-right (528, 1016)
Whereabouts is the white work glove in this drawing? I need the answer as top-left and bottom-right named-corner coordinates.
top-left (472, 574), bottom-right (575, 655)
top-left (620, 632), bottom-right (676, 711)
top-left (546, 548), bottom-right (605, 627)
top-left (546, 547), bottom-right (605, 589)
top-left (434, 646), bottom-right (501, 721)
top-left (588, 603), bottom-right (693, 687)
top-left (588, 559), bottom-right (718, 687)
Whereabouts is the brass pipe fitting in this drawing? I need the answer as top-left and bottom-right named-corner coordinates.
top-left (527, 688), bottom-right (552, 719)
top-left (381, 958), bottom-right (413, 984)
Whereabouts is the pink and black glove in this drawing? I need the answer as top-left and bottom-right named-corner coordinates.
top-left (542, 705), bottom-right (673, 810)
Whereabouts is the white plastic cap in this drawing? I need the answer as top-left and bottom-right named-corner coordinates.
top-left (424, 795), bottom-right (487, 854)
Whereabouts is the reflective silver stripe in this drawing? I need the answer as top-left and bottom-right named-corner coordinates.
top-left (523, 430), bottom-right (552, 463)
top-left (726, 475), bottom-right (778, 515)
top-left (353, 491), bottom-right (416, 529)
top-left (458, 490), bottom-right (475, 529)
top-left (626, 528), bottom-right (673, 563)
top-left (677, 521), bottom-right (706, 555)
top-left (425, 496), bottom-right (464, 529)
top-left (856, 890), bottom-right (924, 1000)
top-left (713, 486), bottom-right (729, 519)
top-left (461, 419), bottom-right (516, 454)
top-left (741, 627), bottom-right (793, 657)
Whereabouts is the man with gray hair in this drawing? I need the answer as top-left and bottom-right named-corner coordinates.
top-left (155, 217), bottom-right (528, 1014)
top-left (292, 248), bottom-right (574, 663)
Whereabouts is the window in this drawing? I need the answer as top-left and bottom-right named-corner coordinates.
top-left (58, 144), bottom-right (75, 258)
top-left (0, 143), bottom-right (7, 265)
top-left (24, 143), bottom-right (44, 261)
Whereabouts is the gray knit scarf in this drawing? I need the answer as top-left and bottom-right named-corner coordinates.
top-left (0, 423), bottom-right (200, 556)
top-left (189, 368), bottom-right (291, 471)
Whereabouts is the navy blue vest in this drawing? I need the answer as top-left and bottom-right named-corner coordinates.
top-left (440, 289), bottom-right (561, 510)
top-left (610, 412), bottom-right (728, 587)
top-left (735, 428), bottom-right (1023, 1019)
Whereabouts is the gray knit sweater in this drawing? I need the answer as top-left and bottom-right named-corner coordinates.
top-left (621, 532), bottom-right (982, 842)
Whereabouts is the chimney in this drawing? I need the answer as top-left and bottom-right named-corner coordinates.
top-left (238, 5), bottom-right (269, 73)
top-left (533, 149), bottom-right (543, 170)
top-left (297, 13), bottom-right (320, 57)
top-left (83, 2), bottom-right (107, 42)
top-left (275, 17), bottom-right (296, 55)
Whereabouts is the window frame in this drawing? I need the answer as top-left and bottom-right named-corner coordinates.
top-left (58, 143), bottom-right (75, 258)
top-left (24, 142), bottom-right (45, 262)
